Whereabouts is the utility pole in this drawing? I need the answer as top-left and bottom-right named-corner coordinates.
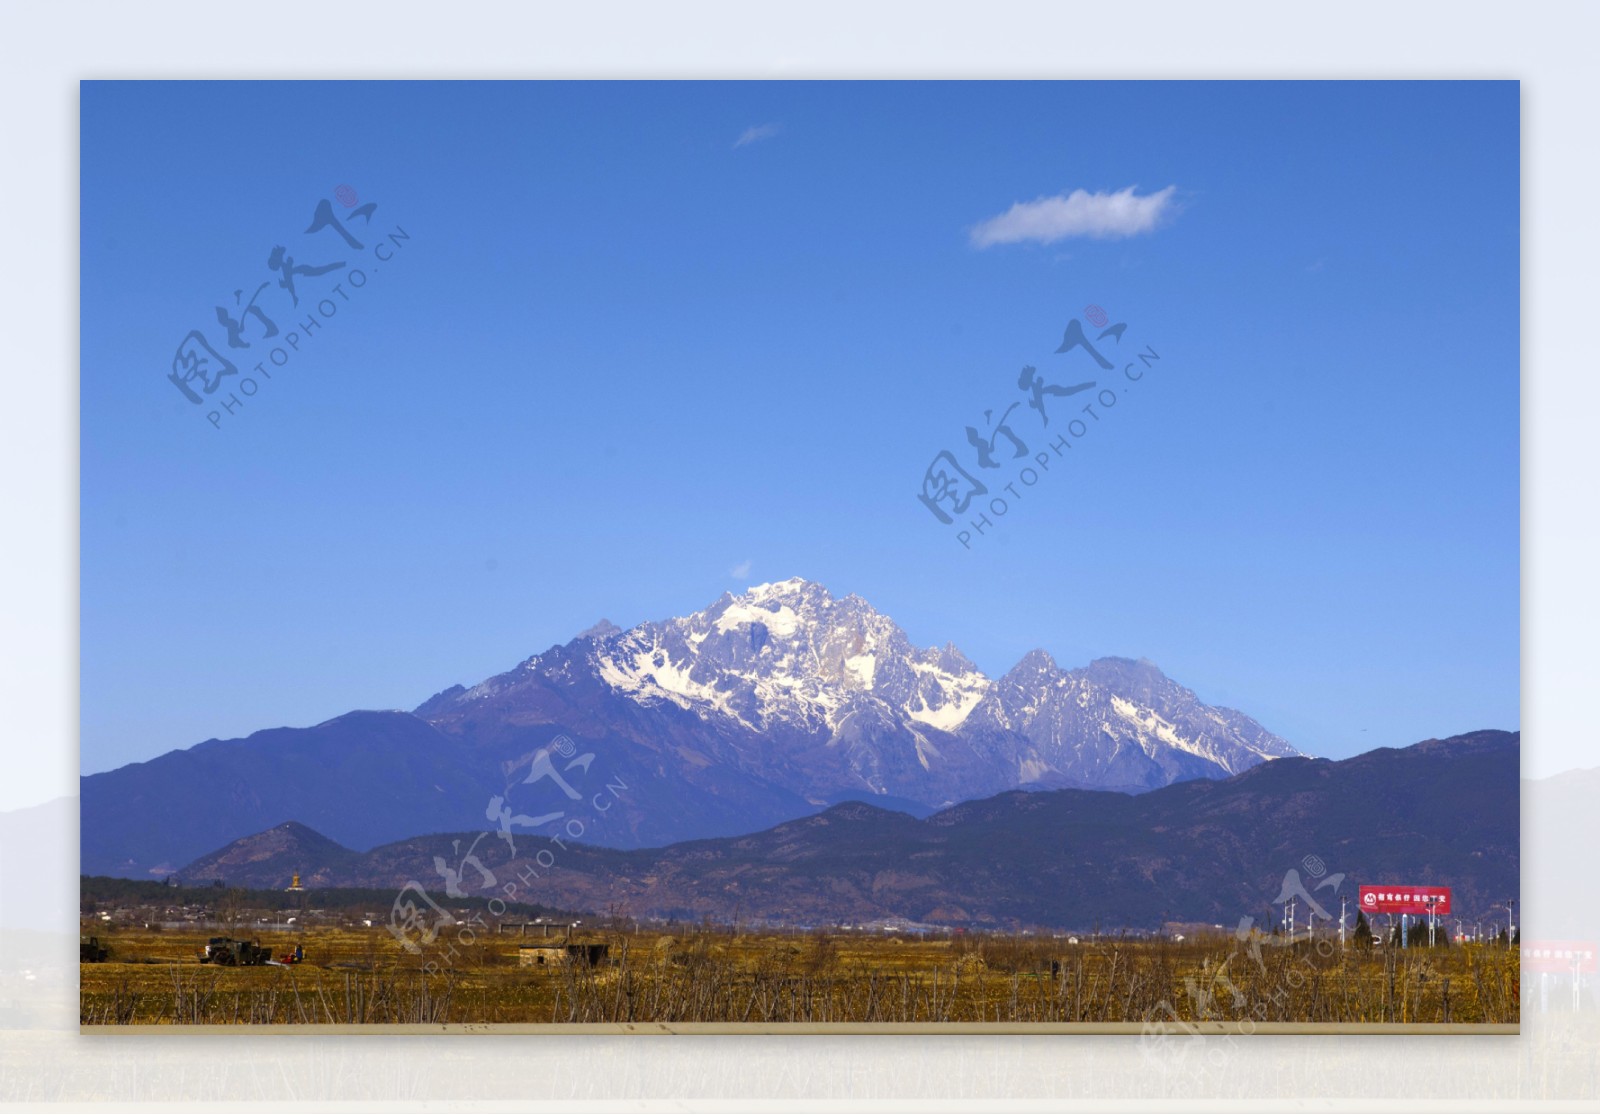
top-left (1340, 894), bottom-right (1348, 949)
top-left (1506, 898), bottom-right (1516, 949)
top-left (1285, 896), bottom-right (1296, 943)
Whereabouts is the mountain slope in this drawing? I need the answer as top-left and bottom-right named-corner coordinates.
top-left (183, 730), bottom-right (1517, 931)
top-left (84, 578), bottom-right (1299, 877)
top-left (79, 711), bottom-right (496, 878)
top-left (179, 821), bottom-right (360, 889)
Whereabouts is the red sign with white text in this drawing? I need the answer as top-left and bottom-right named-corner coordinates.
top-left (1521, 940), bottom-right (1599, 974)
top-left (1358, 884), bottom-right (1452, 916)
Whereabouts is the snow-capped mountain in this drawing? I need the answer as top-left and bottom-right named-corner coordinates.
top-left (421, 577), bottom-right (1299, 803)
top-left (593, 578), bottom-right (991, 736)
top-left (82, 577), bottom-right (1303, 876)
top-left (963, 651), bottom-right (1300, 792)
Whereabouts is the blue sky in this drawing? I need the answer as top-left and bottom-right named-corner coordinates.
top-left (80, 80), bottom-right (1519, 774)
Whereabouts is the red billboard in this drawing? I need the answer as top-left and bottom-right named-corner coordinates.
top-left (1521, 940), bottom-right (1599, 974)
top-left (1358, 885), bottom-right (1452, 916)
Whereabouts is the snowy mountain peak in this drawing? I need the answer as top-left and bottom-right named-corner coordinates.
top-left (415, 579), bottom-right (1301, 805)
top-left (746, 576), bottom-right (821, 601)
top-left (588, 577), bottom-right (991, 735)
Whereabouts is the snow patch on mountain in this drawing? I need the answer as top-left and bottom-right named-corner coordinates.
top-left (905, 658), bottom-right (991, 731)
top-left (716, 600), bottom-right (802, 638)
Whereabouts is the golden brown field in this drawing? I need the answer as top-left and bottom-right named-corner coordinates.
top-left (78, 922), bottom-right (1520, 1027)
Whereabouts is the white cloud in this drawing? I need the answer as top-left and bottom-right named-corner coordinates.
top-left (969, 185), bottom-right (1178, 248)
top-left (730, 559), bottom-right (752, 579)
top-left (734, 123), bottom-right (780, 149)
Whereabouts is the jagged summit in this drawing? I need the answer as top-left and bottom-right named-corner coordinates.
top-left (418, 578), bottom-right (1300, 803)
top-left (584, 576), bottom-right (993, 738)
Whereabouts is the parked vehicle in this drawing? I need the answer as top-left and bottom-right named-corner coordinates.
top-left (200, 936), bottom-right (272, 966)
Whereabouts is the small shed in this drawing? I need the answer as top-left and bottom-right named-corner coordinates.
top-left (517, 942), bottom-right (611, 968)
top-left (518, 945), bottom-right (566, 967)
top-left (567, 942), bottom-right (610, 966)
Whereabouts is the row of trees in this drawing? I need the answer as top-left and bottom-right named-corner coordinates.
top-left (1348, 909), bottom-right (1519, 949)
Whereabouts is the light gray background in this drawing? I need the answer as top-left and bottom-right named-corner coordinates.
top-left (2, 0), bottom-right (1589, 1108)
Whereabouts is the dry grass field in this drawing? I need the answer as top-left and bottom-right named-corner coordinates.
top-left (79, 921), bottom-right (1520, 1027)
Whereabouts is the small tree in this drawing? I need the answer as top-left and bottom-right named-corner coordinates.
top-left (1353, 910), bottom-right (1374, 950)
top-left (219, 887), bottom-right (249, 931)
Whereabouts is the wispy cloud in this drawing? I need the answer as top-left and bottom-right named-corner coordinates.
top-left (969, 185), bottom-right (1178, 248)
top-left (730, 559), bottom-right (752, 579)
top-left (734, 123), bottom-right (780, 149)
